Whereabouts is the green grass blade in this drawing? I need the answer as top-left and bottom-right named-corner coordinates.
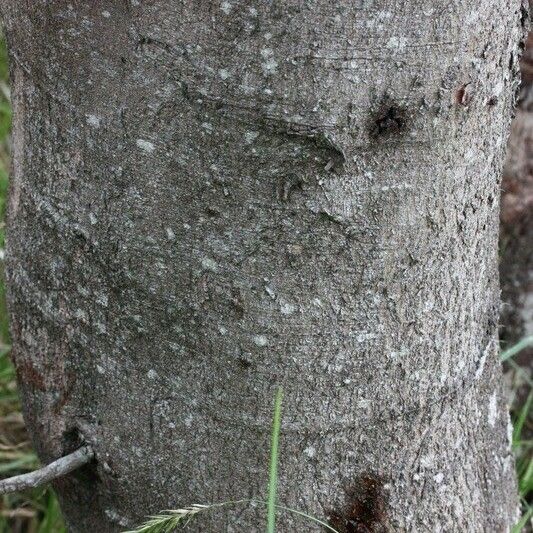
top-left (513, 392), bottom-right (532, 447)
top-left (512, 503), bottom-right (533, 533)
top-left (507, 359), bottom-right (533, 388)
top-left (501, 336), bottom-right (533, 362)
top-left (0, 454), bottom-right (39, 474)
top-left (519, 457), bottom-right (533, 498)
top-left (37, 491), bottom-right (67, 533)
top-left (266, 387), bottom-right (283, 533)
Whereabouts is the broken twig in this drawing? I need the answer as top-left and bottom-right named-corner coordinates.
top-left (0, 445), bottom-right (94, 495)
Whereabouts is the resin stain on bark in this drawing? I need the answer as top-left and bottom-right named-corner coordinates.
top-left (326, 474), bottom-right (388, 533)
top-left (455, 83), bottom-right (474, 106)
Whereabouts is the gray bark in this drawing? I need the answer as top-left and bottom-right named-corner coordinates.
top-left (0, 1), bottom-right (526, 531)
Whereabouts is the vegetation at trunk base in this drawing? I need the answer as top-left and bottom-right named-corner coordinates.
top-left (129, 361), bottom-right (533, 532)
top-left (125, 387), bottom-right (338, 533)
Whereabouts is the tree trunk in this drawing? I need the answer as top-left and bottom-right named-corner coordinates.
top-left (0, 2), bottom-right (526, 531)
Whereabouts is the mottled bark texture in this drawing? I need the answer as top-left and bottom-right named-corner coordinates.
top-left (501, 31), bottom-right (533, 361)
top-left (0, 1), bottom-right (526, 531)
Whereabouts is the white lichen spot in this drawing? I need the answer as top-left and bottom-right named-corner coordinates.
top-left (420, 454), bottom-right (434, 468)
top-left (249, 7), bottom-right (257, 16)
top-left (356, 331), bottom-right (377, 343)
top-left (147, 369), bottom-right (158, 380)
top-left (101, 10), bottom-right (111, 18)
top-left (104, 509), bottom-right (130, 527)
top-left (304, 446), bottom-right (316, 458)
top-left (165, 227), bottom-right (175, 241)
top-left (488, 392), bottom-right (498, 427)
top-left (202, 122), bottom-right (214, 132)
top-left (464, 147), bottom-right (477, 162)
top-left (465, 10), bottom-right (479, 25)
top-left (433, 472), bottom-right (444, 484)
top-left (491, 80), bottom-right (504, 100)
top-left (77, 284), bottom-right (89, 297)
top-left (310, 298), bottom-right (323, 309)
top-left (219, 68), bottom-right (231, 80)
top-left (280, 302), bottom-right (296, 315)
top-left (201, 257), bottom-right (218, 272)
top-left (136, 139), bottom-right (155, 153)
top-left (184, 414), bottom-right (194, 428)
top-left (96, 364), bottom-right (105, 375)
top-left (244, 131), bottom-right (259, 144)
top-left (475, 341), bottom-right (491, 380)
top-left (169, 342), bottom-right (185, 355)
top-left (262, 57), bottom-right (278, 75)
top-left (253, 334), bottom-right (268, 347)
top-left (264, 285), bottom-right (276, 299)
top-left (260, 48), bottom-right (278, 75)
top-left (86, 114), bottom-right (101, 128)
top-left (287, 244), bottom-right (302, 255)
top-left (218, 325), bottom-right (227, 335)
top-left (386, 36), bottom-right (407, 52)
top-left (507, 415), bottom-right (514, 447)
top-left (89, 212), bottom-right (98, 225)
top-left (75, 308), bottom-right (88, 321)
top-left (221, 1), bottom-right (232, 14)
top-left (241, 84), bottom-right (255, 95)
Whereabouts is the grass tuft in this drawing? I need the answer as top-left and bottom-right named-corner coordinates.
top-left (124, 505), bottom-right (211, 533)
top-left (127, 388), bottom-right (341, 533)
top-left (125, 499), bottom-right (341, 533)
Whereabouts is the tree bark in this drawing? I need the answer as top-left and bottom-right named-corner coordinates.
top-left (0, 1), bottom-right (526, 531)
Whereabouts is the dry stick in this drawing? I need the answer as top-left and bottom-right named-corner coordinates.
top-left (0, 445), bottom-right (94, 495)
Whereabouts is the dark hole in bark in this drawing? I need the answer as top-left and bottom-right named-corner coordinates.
top-left (371, 105), bottom-right (407, 137)
top-left (520, 3), bottom-right (528, 28)
top-left (326, 473), bottom-right (387, 533)
top-left (205, 206), bottom-right (222, 217)
top-left (231, 289), bottom-right (245, 319)
top-left (62, 426), bottom-right (84, 454)
top-left (238, 357), bottom-right (252, 369)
